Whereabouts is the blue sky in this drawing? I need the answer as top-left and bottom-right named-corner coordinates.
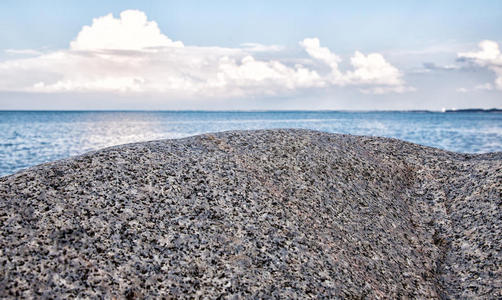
top-left (0, 1), bottom-right (501, 110)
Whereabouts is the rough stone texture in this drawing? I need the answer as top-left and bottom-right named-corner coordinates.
top-left (0, 129), bottom-right (500, 299)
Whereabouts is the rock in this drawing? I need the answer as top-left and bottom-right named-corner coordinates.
top-left (0, 129), bottom-right (500, 298)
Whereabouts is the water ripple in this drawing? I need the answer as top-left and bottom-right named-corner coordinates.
top-left (1, 111), bottom-right (501, 177)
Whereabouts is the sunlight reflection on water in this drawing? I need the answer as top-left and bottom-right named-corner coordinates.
top-left (1, 111), bottom-right (501, 177)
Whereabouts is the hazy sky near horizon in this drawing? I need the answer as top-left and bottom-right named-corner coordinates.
top-left (0, 1), bottom-right (501, 110)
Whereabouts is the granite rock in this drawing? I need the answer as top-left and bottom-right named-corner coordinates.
top-left (0, 129), bottom-right (500, 298)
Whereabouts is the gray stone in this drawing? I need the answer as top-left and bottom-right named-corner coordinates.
top-left (0, 129), bottom-right (500, 298)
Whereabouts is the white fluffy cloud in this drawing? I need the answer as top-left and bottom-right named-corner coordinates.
top-left (0, 10), bottom-right (411, 97)
top-left (346, 51), bottom-right (403, 86)
top-left (300, 38), bottom-right (343, 79)
top-left (299, 38), bottom-right (409, 92)
top-left (70, 10), bottom-right (183, 50)
top-left (458, 40), bottom-right (502, 90)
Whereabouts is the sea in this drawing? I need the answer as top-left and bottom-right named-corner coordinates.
top-left (1, 110), bottom-right (501, 177)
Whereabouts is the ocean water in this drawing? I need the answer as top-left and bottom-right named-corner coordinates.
top-left (1, 111), bottom-right (501, 177)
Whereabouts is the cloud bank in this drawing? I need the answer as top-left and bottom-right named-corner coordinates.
top-left (458, 40), bottom-right (502, 90)
top-left (0, 10), bottom-right (411, 98)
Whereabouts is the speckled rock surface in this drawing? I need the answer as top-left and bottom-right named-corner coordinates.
top-left (0, 129), bottom-right (500, 299)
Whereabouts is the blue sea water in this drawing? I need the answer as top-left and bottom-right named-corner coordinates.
top-left (1, 111), bottom-right (501, 177)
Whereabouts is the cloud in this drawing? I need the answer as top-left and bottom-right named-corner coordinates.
top-left (0, 10), bottom-right (411, 97)
top-left (299, 38), bottom-right (343, 79)
top-left (298, 38), bottom-right (410, 92)
top-left (240, 43), bottom-right (284, 52)
top-left (360, 86), bottom-right (416, 95)
top-left (5, 49), bottom-right (44, 56)
top-left (422, 62), bottom-right (460, 71)
top-left (70, 10), bottom-right (183, 50)
top-left (458, 40), bottom-right (502, 90)
top-left (456, 83), bottom-right (493, 93)
top-left (346, 51), bottom-right (403, 86)
top-left (458, 40), bottom-right (502, 64)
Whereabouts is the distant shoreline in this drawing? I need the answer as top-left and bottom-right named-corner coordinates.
top-left (443, 108), bottom-right (502, 113)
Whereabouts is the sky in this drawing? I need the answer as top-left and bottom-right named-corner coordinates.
top-left (0, 0), bottom-right (501, 110)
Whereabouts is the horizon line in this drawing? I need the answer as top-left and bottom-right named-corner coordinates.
top-left (1, 108), bottom-right (501, 113)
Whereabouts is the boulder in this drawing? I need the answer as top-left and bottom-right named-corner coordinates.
top-left (1, 129), bottom-right (500, 298)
